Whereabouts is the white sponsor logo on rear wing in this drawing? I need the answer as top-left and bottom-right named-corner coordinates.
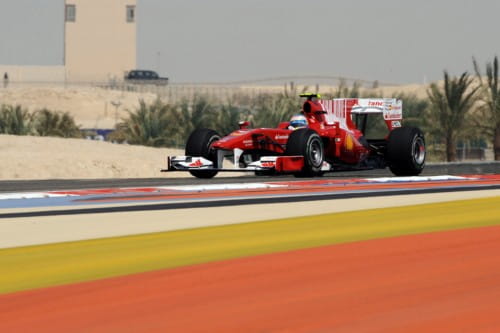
top-left (321, 98), bottom-right (403, 129)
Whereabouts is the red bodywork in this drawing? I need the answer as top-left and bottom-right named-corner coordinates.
top-left (166, 96), bottom-right (406, 175)
top-left (211, 97), bottom-right (380, 167)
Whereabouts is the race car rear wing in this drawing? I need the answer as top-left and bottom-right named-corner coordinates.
top-left (321, 98), bottom-right (403, 131)
top-left (349, 99), bottom-right (402, 116)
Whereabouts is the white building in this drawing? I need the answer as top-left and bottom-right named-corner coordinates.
top-left (64, 0), bottom-right (137, 82)
top-left (0, 0), bottom-right (137, 83)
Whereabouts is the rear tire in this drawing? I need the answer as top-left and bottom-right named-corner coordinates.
top-left (185, 128), bottom-right (220, 178)
top-left (285, 128), bottom-right (324, 177)
top-left (386, 127), bottom-right (425, 176)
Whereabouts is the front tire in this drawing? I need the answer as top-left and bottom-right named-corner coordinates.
top-left (285, 128), bottom-right (324, 177)
top-left (386, 126), bottom-right (426, 176)
top-left (185, 128), bottom-right (220, 178)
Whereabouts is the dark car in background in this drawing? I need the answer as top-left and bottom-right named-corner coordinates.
top-left (124, 70), bottom-right (168, 85)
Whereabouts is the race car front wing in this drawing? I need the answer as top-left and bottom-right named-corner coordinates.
top-left (162, 155), bottom-right (309, 173)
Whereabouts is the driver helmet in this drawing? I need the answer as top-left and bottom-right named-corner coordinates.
top-left (288, 114), bottom-right (308, 129)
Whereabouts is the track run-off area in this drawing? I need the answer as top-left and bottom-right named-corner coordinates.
top-left (1, 174), bottom-right (500, 332)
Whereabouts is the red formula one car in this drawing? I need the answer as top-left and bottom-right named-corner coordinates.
top-left (163, 93), bottom-right (426, 178)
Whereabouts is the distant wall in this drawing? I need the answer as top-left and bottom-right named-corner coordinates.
top-left (0, 66), bottom-right (66, 82)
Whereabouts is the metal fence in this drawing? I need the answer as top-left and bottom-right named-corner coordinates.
top-left (98, 82), bottom-right (282, 103)
top-left (1, 75), bottom-right (389, 104)
top-left (2, 81), bottom-right (294, 104)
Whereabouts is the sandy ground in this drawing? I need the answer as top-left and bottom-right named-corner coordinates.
top-left (0, 134), bottom-right (178, 179)
top-left (0, 134), bottom-right (241, 179)
top-left (0, 86), bottom-right (157, 128)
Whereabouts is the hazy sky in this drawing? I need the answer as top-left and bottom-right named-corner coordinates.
top-left (1, 0), bottom-right (499, 84)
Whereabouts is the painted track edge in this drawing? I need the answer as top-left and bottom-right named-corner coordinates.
top-left (1, 184), bottom-right (499, 219)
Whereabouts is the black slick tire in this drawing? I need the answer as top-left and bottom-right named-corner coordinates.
top-left (185, 128), bottom-right (220, 178)
top-left (285, 128), bottom-right (324, 177)
top-left (386, 126), bottom-right (426, 176)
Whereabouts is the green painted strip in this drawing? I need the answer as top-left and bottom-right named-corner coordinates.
top-left (1, 196), bottom-right (499, 294)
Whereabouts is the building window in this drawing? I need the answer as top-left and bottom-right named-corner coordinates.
top-left (126, 5), bottom-right (135, 23)
top-left (65, 4), bottom-right (76, 22)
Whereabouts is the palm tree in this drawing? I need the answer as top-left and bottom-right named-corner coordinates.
top-left (33, 109), bottom-right (82, 138)
top-left (394, 92), bottom-right (429, 130)
top-left (473, 56), bottom-right (500, 160)
top-left (332, 79), bottom-right (361, 98)
top-left (170, 94), bottom-right (219, 145)
top-left (117, 99), bottom-right (175, 147)
top-left (251, 93), bottom-right (301, 128)
top-left (0, 104), bottom-right (33, 135)
top-left (427, 71), bottom-right (479, 161)
top-left (213, 102), bottom-right (246, 136)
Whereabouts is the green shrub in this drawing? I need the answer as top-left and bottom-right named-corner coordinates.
top-left (0, 104), bottom-right (33, 135)
top-left (33, 109), bottom-right (82, 138)
top-left (251, 93), bottom-right (301, 128)
top-left (117, 99), bottom-right (175, 147)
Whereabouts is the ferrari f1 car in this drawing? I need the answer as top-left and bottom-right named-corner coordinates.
top-left (163, 93), bottom-right (426, 178)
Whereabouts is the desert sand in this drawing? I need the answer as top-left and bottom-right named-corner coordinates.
top-left (0, 134), bottom-right (247, 179)
top-left (0, 85), bottom-right (157, 128)
top-left (0, 134), bottom-right (183, 179)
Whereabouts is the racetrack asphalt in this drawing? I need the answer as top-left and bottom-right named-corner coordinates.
top-left (0, 161), bottom-right (498, 193)
top-left (1, 174), bottom-right (499, 248)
